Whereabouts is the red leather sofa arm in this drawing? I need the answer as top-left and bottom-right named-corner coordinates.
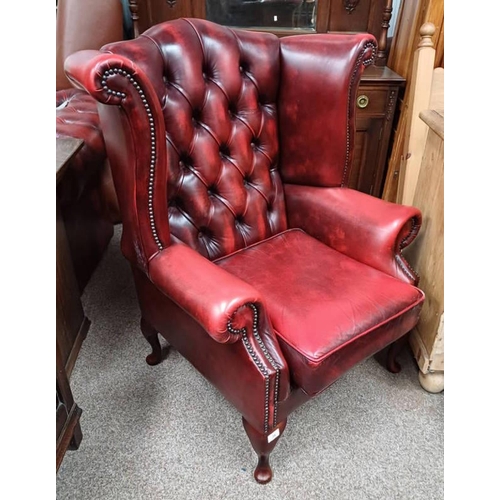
top-left (148, 244), bottom-right (267, 344)
top-left (284, 185), bottom-right (422, 285)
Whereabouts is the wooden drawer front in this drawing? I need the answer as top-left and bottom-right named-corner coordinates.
top-left (355, 87), bottom-right (390, 117)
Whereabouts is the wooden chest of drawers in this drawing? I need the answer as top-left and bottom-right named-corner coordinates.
top-left (352, 66), bottom-right (405, 197)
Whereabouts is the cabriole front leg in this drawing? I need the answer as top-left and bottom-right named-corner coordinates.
top-left (242, 417), bottom-right (287, 484)
top-left (140, 317), bottom-right (168, 365)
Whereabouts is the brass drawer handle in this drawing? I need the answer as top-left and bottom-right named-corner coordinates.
top-left (357, 94), bottom-right (369, 109)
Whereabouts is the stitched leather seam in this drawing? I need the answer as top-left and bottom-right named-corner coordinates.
top-left (169, 197), bottom-right (200, 232)
top-left (175, 148), bottom-right (260, 223)
top-left (226, 28), bottom-right (276, 168)
top-left (165, 135), bottom-right (185, 203)
top-left (227, 28), bottom-right (263, 111)
top-left (182, 19), bottom-right (233, 118)
top-left (215, 194), bottom-right (240, 220)
top-left (160, 77), bottom-right (201, 117)
top-left (254, 108), bottom-right (276, 166)
top-left (141, 32), bottom-right (208, 125)
top-left (221, 149), bottom-right (247, 178)
top-left (244, 177), bottom-right (272, 208)
top-left (214, 228), bottom-right (303, 263)
top-left (141, 33), bottom-right (164, 62)
top-left (233, 112), bottom-right (258, 142)
top-left (182, 19), bottom-right (230, 106)
top-left (274, 293), bottom-right (424, 367)
top-left (219, 30), bottom-right (258, 139)
top-left (205, 71), bottom-right (231, 104)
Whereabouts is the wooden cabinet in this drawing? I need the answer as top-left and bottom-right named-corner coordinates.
top-left (351, 66), bottom-right (404, 197)
top-left (130, 0), bottom-right (205, 34)
top-left (131, 0), bottom-right (393, 64)
top-left (391, 23), bottom-right (443, 393)
top-left (57, 342), bottom-right (83, 471)
top-left (406, 107), bottom-right (444, 394)
top-left (57, 139), bottom-right (91, 377)
top-left (128, 0), bottom-right (403, 198)
top-left (57, 138), bottom-right (88, 470)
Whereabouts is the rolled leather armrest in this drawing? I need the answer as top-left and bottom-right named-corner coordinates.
top-left (284, 185), bottom-right (422, 285)
top-left (64, 50), bottom-right (120, 103)
top-left (64, 49), bottom-right (157, 108)
top-left (148, 244), bottom-right (264, 343)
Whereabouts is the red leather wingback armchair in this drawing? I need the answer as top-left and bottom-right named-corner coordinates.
top-left (65, 18), bottom-right (424, 484)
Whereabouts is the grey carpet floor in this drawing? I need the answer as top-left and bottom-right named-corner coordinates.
top-left (57, 227), bottom-right (444, 500)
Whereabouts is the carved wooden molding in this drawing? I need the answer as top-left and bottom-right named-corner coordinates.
top-left (128, 0), bottom-right (140, 38)
top-left (386, 89), bottom-right (397, 121)
top-left (343, 0), bottom-right (361, 14)
top-left (375, 0), bottom-right (393, 66)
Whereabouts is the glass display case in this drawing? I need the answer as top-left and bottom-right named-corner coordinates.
top-left (130, 1), bottom-right (395, 65)
top-left (206, 0), bottom-right (317, 30)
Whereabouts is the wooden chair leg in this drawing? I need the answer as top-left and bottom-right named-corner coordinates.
top-left (386, 333), bottom-right (409, 373)
top-left (68, 421), bottom-right (83, 450)
top-left (140, 317), bottom-right (168, 366)
top-left (242, 417), bottom-right (287, 484)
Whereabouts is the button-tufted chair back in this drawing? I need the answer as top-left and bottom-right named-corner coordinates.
top-left (104, 19), bottom-right (286, 260)
top-left (68, 18), bottom-right (376, 269)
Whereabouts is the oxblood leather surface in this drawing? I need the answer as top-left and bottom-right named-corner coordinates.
top-left (105, 18), bottom-right (286, 261)
top-left (285, 185), bottom-right (422, 285)
top-left (148, 243), bottom-right (262, 344)
top-left (217, 229), bottom-right (424, 394)
top-left (65, 18), bottom-right (424, 433)
top-left (65, 48), bottom-right (172, 269)
top-left (132, 266), bottom-right (290, 433)
top-left (56, 88), bottom-right (106, 201)
top-left (279, 34), bottom-right (377, 187)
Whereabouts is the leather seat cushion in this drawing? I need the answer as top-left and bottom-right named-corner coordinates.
top-left (216, 229), bottom-right (424, 395)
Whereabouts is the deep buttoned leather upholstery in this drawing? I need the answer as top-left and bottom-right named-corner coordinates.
top-left (65, 18), bottom-right (424, 482)
top-left (98, 19), bottom-right (287, 259)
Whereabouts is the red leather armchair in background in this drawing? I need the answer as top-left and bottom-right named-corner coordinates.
top-left (56, 0), bottom-right (124, 291)
top-left (65, 18), bottom-right (425, 483)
